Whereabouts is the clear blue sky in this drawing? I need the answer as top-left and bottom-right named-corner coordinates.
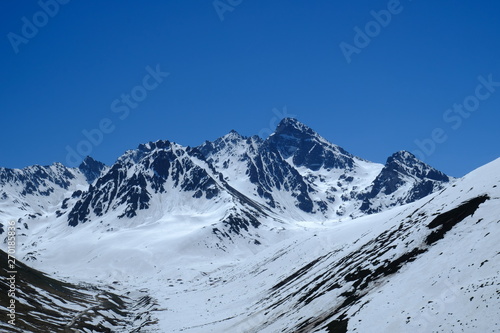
top-left (1, 0), bottom-right (499, 177)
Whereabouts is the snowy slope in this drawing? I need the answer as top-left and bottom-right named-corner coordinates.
top-left (135, 157), bottom-right (498, 332)
top-left (0, 249), bottom-right (157, 332)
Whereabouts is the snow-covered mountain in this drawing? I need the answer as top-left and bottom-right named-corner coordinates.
top-left (0, 157), bottom-right (106, 226)
top-left (64, 140), bottom-right (272, 252)
top-left (199, 118), bottom-right (450, 222)
top-left (1, 118), bottom-right (496, 332)
top-left (358, 150), bottom-right (451, 214)
top-left (1, 118), bottom-right (451, 255)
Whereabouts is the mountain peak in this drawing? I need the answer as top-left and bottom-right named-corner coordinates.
top-left (274, 118), bottom-right (316, 138)
top-left (277, 117), bottom-right (300, 126)
top-left (359, 150), bottom-right (451, 213)
top-left (78, 156), bottom-right (106, 183)
top-left (385, 151), bottom-right (449, 182)
top-left (388, 150), bottom-right (418, 163)
top-left (79, 156), bottom-right (101, 166)
top-left (266, 118), bottom-right (356, 171)
top-left (224, 129), bottom-right (244, 141)
top-left (137, 140), bottom-right (172, 152)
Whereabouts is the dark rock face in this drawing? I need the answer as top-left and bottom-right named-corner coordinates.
top-left (256, 118), bottom-right (362, 214)
top-left (267, 118), bottom-right (355, 171)
top-left (78, 156), bottom-right (106, 183)
top-left (249, 145), bottom-right (314, 213)
top-left (359, 151), bottom-right (451, 213)
top-left (425, 194), bottom-right (489, 245)
top-left (199, 126), bottom-right (316, 214)
top-left (221, 209), bottom-right (261, 235)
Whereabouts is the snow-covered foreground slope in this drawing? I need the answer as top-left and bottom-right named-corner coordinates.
top-left (140, 157), bottom-right (498, 333)
top-left (0, 249), bottom-right (158, 332)
top-left (2, 158), bottom-right (496, 332)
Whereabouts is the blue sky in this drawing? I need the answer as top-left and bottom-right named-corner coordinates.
top-left (1, 0), bottom-right (499, 176)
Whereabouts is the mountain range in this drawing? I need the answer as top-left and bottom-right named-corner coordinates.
top-left (1, 118), bottom-right (497, 332)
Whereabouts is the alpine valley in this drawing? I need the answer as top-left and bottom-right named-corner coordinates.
top-left (0, 118), bottom-right (498, 332)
